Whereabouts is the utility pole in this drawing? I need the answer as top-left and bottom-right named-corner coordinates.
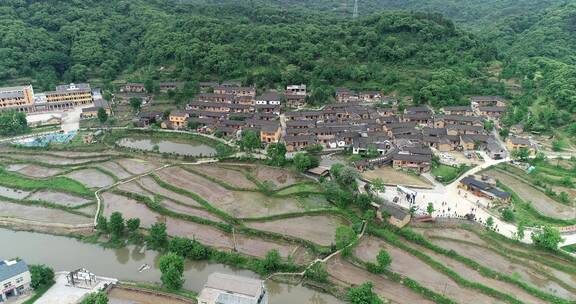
top-left (353, 0), bottom-right (359, 18)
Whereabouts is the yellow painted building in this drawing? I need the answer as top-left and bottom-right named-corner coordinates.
top-left (44, 83), bottom-right (93, 106)
top-left (260, 124), bottom-right (281, 143)
top-left (169, 111), bottom-right (189, 129)
top-left (0, 85), bottom-right (35, 109)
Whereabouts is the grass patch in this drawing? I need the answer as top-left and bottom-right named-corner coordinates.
top-left (0, 168), bottom-right (93, 197)
top-left (274, 183), bottom-right (323, 196)
top-left (22, 283), bottom-right (54, 304)
top-left (432, 164), bottom-right (470, 184)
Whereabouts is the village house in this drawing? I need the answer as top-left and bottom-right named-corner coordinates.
top-left (159, 82), bottom-right (182, 92)
top-left (506, 136), bottom-right (537, 156)
top-left (198, 273), bottom-right (268, 304)
top-left (378, 203), bottom-right (411, 228)
top-left (392, 152), bottom-right (432, 172)
top-left (470, 96), bottom-right (507, 107)
top-left (259, 123), bottom-right (282, 143)
top-left (285, 134), bottom-right (318, 152)
top-left (214, 85), bottom-right (256, 97)
top-left (335, 88), bottom-right (359, 103)
top-left (284, 84), bottom-right (307, 108)
top-left (255, 91), bottom-right (281, 106)
top-left (442, 105), bottom-right (474, 116)
top-left (121, 83), bottom-right (146, 93)
top-left (401, 112), bottom-right (433, 126)
top-left (0, 85), bottom-right (35, 111)
top-left (478, 106), bottom-right (506, 119)
top-left (80, 98), bottom-right (111, 119)
top-left (352, 133), bottom-right (393, 155)
top-left (358, 91), bottom-right (382, 103)
top-left (434, 115), bottom-right (484, 128)
top-left (485, 138), bottom-right (507, 159)
top-left (459, 176), bottom-right (511, 202)
top-left (0, 259), bottom-right (31, 302)
top-left (196, 93), bottom-right (235, 103)
top-left (169, 111), bottom-right (189, 129)
top-left (446, 124), bottom-right (485, 136)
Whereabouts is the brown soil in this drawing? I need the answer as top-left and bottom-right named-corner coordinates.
top-left (186, 164), bottom-right (257, 189)
top-left (354, 237), bottom-right (502, 304)
top-left (138, 176), bottom-right (202, 208)
top-left (28, 190), bottom-right (92, 207)
top-left (156, 168), bottom-right (305, 218)
top-left (66, 169), bottom-right (115, 188)
top-left (1, 153), bottom-right (109, 165)
top-left (247, 215), bottom-right (348, 246)
top-left (97, 161), bottom-right (134, 179)
top-left (117, 182), bottom-right (154, 199)
top-left (117, 159), bottom-right (159, 175)
top-left (6, 164), bottom-right (63, 178)
top-left (431, 238), bottom-right (575, 300)
top-left (234, 235), bottom-right (297, 260)
top-left (252, 165), bottom-right (307, 188)
top-left (362, 166), bottom-right (432, 188)
top-left (484, 169), bottom-right (573, 219)
top-left (0, 200), bottom-right (91, 225)
top-left (160, 199), bottom-right (224, 223)
top-left (108, 286), bottom-right (193, 304)
top-left (411, 227), bottom-right (489, 246)
top-left (326, 257), bottom-right (435, 304)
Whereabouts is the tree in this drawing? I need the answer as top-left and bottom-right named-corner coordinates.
top-left (267, 143), bottom-right (287, 166)
top-left (261, 249), bottom-right (281, 273)
top-left (531, 226), bottom-right (564, 251)
top-left (335, 226), bottom-right (356, 250)
top-left (376, 249), bottom-right (392, 270)
top-left (304, 144), bottom-right (323, 155)
top-left (129, 97), bottom-right (143, 113)
top-left (426, 203), bottom-right (435, 216)
top-left (371, 178), bottom-right (386, 195)
top-left (239, 130), bottom-right (260, 152)
top-left (215, 143), bottom-right (233, 159)
top-left (97, 108), bottom-right (108, 124)
top-left (304, 262), bottom-right (328, 283)
top-left (499, 128), bottom-right (509, 139)
top-left (484, 120), bottom-right (495, 132)
top-left (126, 218), bottom-right (140, 233)
top-left (486, 216), bottom-right (494, 228)
top-left (551, 140), bottom-right (563, 152)
top-left (30, 265), bottom-right (54, 289)
top-left (293, 152), bottom-right (312, 172)
top-left (512, 148), bottom-right (530, 162)
top-left (516, 221), bottom-right (526, 240)
top-left (331, 164), bottom-right (360, 189)
top-left (0, 110), bottom-right (28, 136)
top-left (147, 222), bottom-right (168, 250)
top-left (347, 282), bottom-right (383, 304)
top-left (96, 216), bottom-right (108, 233)
top-left (366, 144), bottom-right (379, 158)
top-left (108, 212), bottom-right (125, 238)
top-left (501, 208), bottom-right (515, 222)
top-left (80, 292), bottom-right (108, 304)
top-left (159, 253), bottom-right (184, 290)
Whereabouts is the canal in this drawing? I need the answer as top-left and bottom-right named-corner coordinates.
top-left (0, 229), bottom-right (343, 304)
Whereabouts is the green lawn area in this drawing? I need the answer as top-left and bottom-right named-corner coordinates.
top-left (0, 168), bottom-right (93, 196)
top-left (432, 164), bottom-right (469, 184)
top-left (562, 244), bottom-right (576, 253)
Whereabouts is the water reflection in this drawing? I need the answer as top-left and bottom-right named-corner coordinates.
top-left (116, 138), bottom-right (216, 157)
top-left (0, 229), bottom-right (342, 304)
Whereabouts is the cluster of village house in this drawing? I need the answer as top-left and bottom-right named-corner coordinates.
top-left (130, 83), bottom-right (535, 173)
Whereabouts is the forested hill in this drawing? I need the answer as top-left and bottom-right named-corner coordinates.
top-left (210, 0), bottom-right (567, 27)
top-left (0, 0), bottom-right (503, 106)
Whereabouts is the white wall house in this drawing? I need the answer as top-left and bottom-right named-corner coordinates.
top-left (198, 273), bottom-right (268, 304)
top-left (0, 259), bottom-right (31, 302)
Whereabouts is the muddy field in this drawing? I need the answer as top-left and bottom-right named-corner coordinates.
top-left (156, 168), bottom-right (306, 218)
top-left (97, 161), bottom-right (134, 180)
top-left (251, 165), bottom-right (308, 188)
top-left (411, 227), bottom-right (489, 246)
top-left (362, 166), bottom-right (432, 188)
top-left (0, 153), bottom-right (110, 165)
top-left (326, 257), bottom-right (434, 304)
top-left (160, 199), bottom-right (224, 223)
top-left (431, 238), bottom-right (575, 300)
top-left (117, 159), bottom-right (159, 175)
top-left (485, 169), bottom-right (573, 219)
top-left (5, 164), bottom-right (63, 178)
top-left (354, 237), bottom-right (501, 304)
top-left (0, 200), bottom-right (91, 225)
top-left (138, 177), bottom-right (202, 207)
top-left (0, 185), bottom-right (31, 199)
top-left (28, 190), bottom-right (92, 207)
top-left (247, 215), bottom-right (348, 246)
top-left (108, 287), bottom-right (193, 304)
top-left (185, 164), bottom-right (258, 189)
top-left (66, 169), bottom-right (115, 188)
top-left (406, 239), bottom-right (548, 303)
top-left (117, 182), bottom-right (154, 199)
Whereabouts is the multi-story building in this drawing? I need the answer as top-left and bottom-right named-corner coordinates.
top-left (0, 85), bottom-right (35, 111)
top-left (198, 273), bottom-right (268, 304)
top-left (169, 111), bottom-right (189, 129)
top-left (0, 259), bottom-right (31, 302)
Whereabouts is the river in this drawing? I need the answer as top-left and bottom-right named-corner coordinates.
top-left (0, 229), bottom-right (343, 304)
top-left (116, 138), bottom-right (216, 157)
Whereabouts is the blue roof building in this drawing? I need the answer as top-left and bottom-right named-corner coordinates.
top-left (0, 259), bottom-right (31, 302)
